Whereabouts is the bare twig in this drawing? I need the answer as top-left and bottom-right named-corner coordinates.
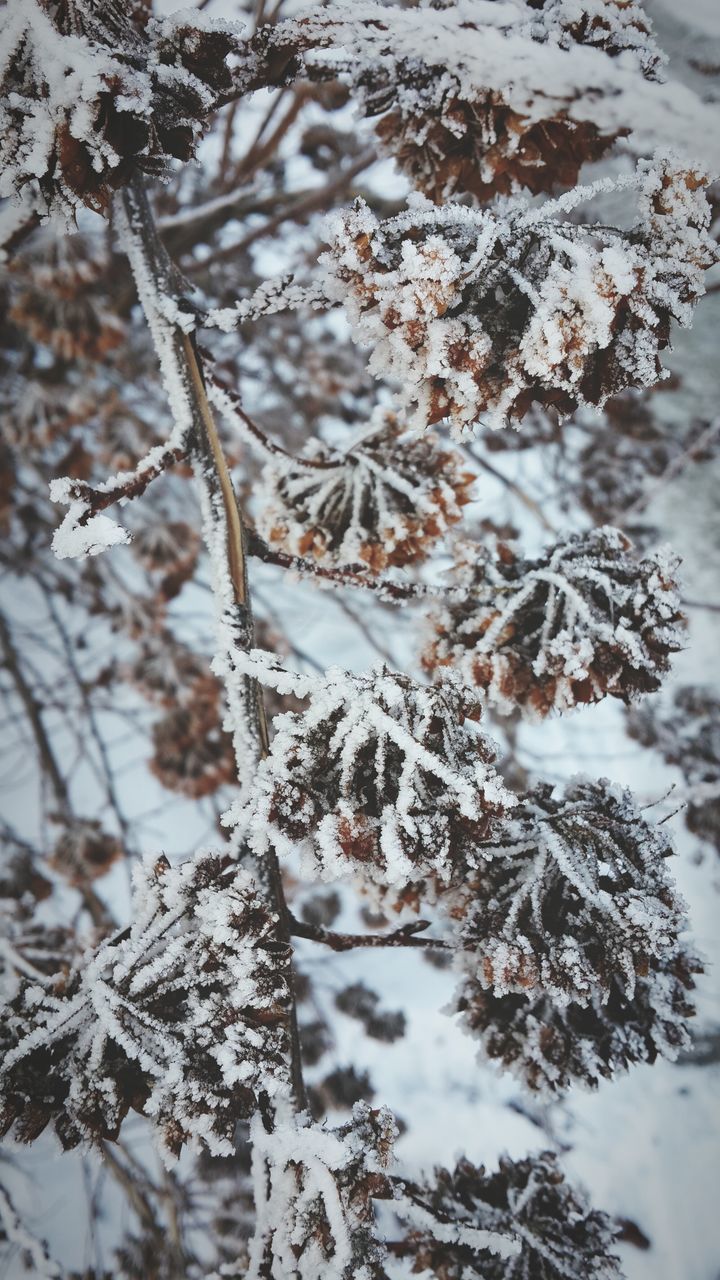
top-left (290, 915), bottom-right (452, 951)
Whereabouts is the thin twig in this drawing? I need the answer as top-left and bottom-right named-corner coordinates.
top-left (290, 916), bottom-right (452, 951)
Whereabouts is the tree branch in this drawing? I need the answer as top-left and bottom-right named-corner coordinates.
top-left (117, 176), bottom-right (307, 1110)
top-left (290, 915), bottom-right (452, 951)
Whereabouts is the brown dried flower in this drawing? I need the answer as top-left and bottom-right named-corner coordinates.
top-left (322, 160), bottom-right (717, 433)
top-left (425, 527), bottom-right (685, 717)
top-left (0, 852), bottom-right (292, 1158)
top-left (257, 414), bottom-right (475, 573)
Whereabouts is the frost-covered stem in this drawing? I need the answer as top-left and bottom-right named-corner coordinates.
top-left (118, 177), bottom-right (307, 1110)
top-left (207, 373), bottom-right (345, 471)
top-left (247, 532), bottom-right (452, 601)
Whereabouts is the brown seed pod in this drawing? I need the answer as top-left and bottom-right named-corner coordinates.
top-left (51, 820), bottom-right (123, 885)
top-left (149, 675), bottom-right (237, 799)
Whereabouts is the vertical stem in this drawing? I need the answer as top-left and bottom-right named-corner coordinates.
top-left (117, 176), bottom-right (306, 1110)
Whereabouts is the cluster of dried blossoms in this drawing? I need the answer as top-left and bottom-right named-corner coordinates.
top-left (248, 1102), bottom-right (397, 1280)
top-left (401, 1150), bottom-right (623, 1279)
top-left (0, 853), bottom-right (292, 1159)
top-left (449, 779), bottom-right (701, 1091)
top-left (332, 0), bottom-right (663, 203)
top-left (321, 158), bottom-right (717, 433)
top-left (0, 0), bottom-right (241, 218)
top-left (459, 948), bottom-right (702, 1095)
top-left (425, 526), bottom-right (685, 716)
top-left (0, 0), bottom-right (717, 1275)
top-left (242, 665), bottom-right (511, 904)
top-left (256, 413), bottom-right (475, 572)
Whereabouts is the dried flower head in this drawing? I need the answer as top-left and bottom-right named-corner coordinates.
top-left (402, 1149), bottom-right (622, 1279)
top-left (425, 527), bottom-right (684, 717)
top-left (245, 665), bottom-right (510, 901)
top-left (322, 159), bottom-right (716, 433)
top-left (132, 520), bottom-right (201, 599)
top-left (627, 685), bottom-right (720, 853)
top-left (249, 1101), bottom-right (396, 1280)
top-left (0, 0), bottom-right (240, 218)
top-left (453, 778), bottom-right (687, 1007)
top-left (150, 674), bottom-right (237, 798)
top-left (256, 414), bottom-right (475, 573)
top-left (51, 819), bottom-right (123, 885)
top-left (0, 852), bottom-right (291, 1159)
top-left (352, 0), bottom-right (663, 202)
top-left (457, 948), bottom-right (701, 1095)
top-left (9, 262), bottom-right (125, 363)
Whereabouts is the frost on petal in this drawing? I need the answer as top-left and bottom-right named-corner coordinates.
top-left (245, 665), bottom-right (511, 906)
top-left (399, 1150), bottom-right (622, 1279)
top-left (452, 777), bottom-right (688, 1007)
top-left (256, 412), bottom-right (475, 573)
top-left (425, 527), bottom-right (685, 716)
top-left (248, 1101), bottom-right (396, 1280)
top-left (0, 852), bottom-right (292, 1160)
top-left (321, 160), bottom-right (717, 434)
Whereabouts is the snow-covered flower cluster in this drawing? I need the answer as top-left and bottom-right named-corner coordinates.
top-left (343, 0), bottom-right (663, 202)
top-left (453, 778), bottom-right (687, 1005)
top-left (0, 0), bottom-right (241, 219)
top-left (627, 685), bottom-right (720, 853)
top-left (0, 852), bottom-right (292, 1160)
top-left (461, 949), bottom-right (701, 1095)
top-left (321, 159), bottom-right (716, 433)
top-left (248, 1101), bottom-right (396, 1280)
top-left (243, 664), bottom-right (511, 905)
top-left (256, 413), bottom-right (475, 573)
top-left (451, 778), bottom-right (700, 1093)
top-left (425, 526), bottom-right (685, 717)
top-left (401, 1149), bottom-right (622, 1279)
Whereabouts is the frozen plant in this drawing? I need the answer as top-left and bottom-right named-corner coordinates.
top-left (425, 526), bottom-right (685, 716)
top-left (0, 0), bottom-right (716, 1274)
